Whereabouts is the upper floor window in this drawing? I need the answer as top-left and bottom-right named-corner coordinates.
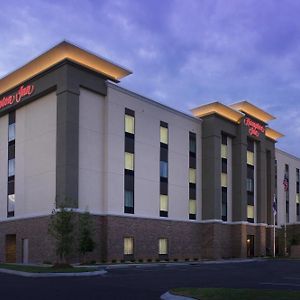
top-left (160, 125), bottom-right (168, 145)
top-left (8, 123), bottom-right (16, 142)
top-left (160, 161), bottom-right (168, 178)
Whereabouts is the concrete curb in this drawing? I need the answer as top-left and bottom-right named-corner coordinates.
top-left (104, 258), bottom-right (263, 270)
top-left (0, 268), bottom-right (107, 277)
top-left (161, 291), bottom-right (194, 300)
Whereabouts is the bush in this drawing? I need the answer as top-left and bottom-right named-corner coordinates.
top-left (147, 258), bottom-right (152, 262)
top-left (185, 258), bottom-right (190, 262)
top-left (173, 258), bottom-right (178, 262)
top-left (111, 259), bottom-right (117, 263)
top-left (78, 211), bottom-right (96, 264)
top-left (193, 258), bottom-right (199, 261)
top-left (138, 259), bottom-right (143, 263)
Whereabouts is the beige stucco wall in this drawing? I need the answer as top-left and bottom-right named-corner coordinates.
top-left (275, 149), bottom-right (300, 226)
top-left (13, 92), bottom-right (57, 218)
top-left (78, 88), bottom-right (105, 213)
top-left (104, 85), bottom-right (202, 221)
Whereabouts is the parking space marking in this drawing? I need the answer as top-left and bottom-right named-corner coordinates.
top-left (261, 282), bottom-right (300, 287)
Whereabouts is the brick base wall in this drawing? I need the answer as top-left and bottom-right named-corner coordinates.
top-left (0, 215), bottom-right (275, 263)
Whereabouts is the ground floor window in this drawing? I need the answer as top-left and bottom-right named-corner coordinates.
top-left (159, 238), bottom-right (168, 255)
top-left (124, 237), bottom-right (134, 255)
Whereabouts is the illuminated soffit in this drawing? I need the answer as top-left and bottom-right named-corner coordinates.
top-left (0, 41), bottom-right (132, 95)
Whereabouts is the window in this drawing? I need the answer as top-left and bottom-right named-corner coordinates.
top-left (247, 205), bottom-right (254, 219)
top-left (124, 237), bottom-right (134, 255)
top-left (159, 238), bottom-right (168, 255)
top-left (221, 134), bottom-right (227, 145)
top-left (222, 187), bottom-right (227, 221)
top-left (8, 123), bottom-right (16, 142)
top-left (8, 111), bottom-right (16, 218)
top-left (8, 159), bottom-right (15, 177)
top-left (221, 144), bottom-right (227, 159)
top-left (125, 152), bottom-right (134, 170)
top-left (222, 158), bottom-right (227, 173)
top-left (7, 194), bottom-right (15, 216)
top-left (124, 190), bottom-right (134, 210)
top-left (247, 139), bottom-right (254, 152)
top-left (221, 173), bottom-right (227, 187)
top-left (160, 195), bottom-right (168, 214)
top-left (125, 115), bottom-right (134, 134)
top-left (246, 178), bottom-right (253, 192)
top-left (189, 168), bottom-right (196, 184)
top-left (160, 126), bottom-right (168, 144)
top-left (189, 199), bottom-right (196, 215)
top-left (189, 133), bottom-right (196, 154)
top-left (160, 161), bottom-right (168, 178)
top-left (247, 151), bottom-right (254, 166)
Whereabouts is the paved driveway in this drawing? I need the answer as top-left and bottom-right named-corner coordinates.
top-left (1, 259), bottom-right (300, 300)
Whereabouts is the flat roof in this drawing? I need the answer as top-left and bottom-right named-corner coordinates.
top-left (191, 101), bottom-right (283, 141)
top-left (0, 41), bottom-right (132, 95)
top-left (265, 127), bottom-right (284, 141)
top-left (191, 102), bottom-right (244, 123)
top-left (230, 101), bottom-right (275, 123)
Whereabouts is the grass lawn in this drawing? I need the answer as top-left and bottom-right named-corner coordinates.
top-left (171, 288), bottom-right (300, 300)
top-left (0, 264), bottom-right (98, 273)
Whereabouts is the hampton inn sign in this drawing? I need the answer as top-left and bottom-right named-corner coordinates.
top-left (0, 84), bottom-right (35, 110)
top-left (244, 117), bottom-right (265, 137)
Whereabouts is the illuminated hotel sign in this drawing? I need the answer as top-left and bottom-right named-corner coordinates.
top-left (244, 117), bottom-right (265, 137)
top-left (0, 84), bottom-right (35, 110)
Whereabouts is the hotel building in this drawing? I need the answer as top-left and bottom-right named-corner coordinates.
top-left (0, 42), bottom-right (297, 263)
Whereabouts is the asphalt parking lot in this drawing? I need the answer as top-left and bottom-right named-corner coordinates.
top-left (1, 259), bottom-right (300, 300)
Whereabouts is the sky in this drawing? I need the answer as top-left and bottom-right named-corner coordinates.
top-left (0, 0), bottom-right (300, 156)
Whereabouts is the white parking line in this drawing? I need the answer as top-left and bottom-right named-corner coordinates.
top-left (284, 277), bottom-right (300, 280)
top-left (261, 282), bottom-right (300, 287)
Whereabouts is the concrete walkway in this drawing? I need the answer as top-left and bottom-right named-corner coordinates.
top-left (0, 268), bottom-right (107, 277)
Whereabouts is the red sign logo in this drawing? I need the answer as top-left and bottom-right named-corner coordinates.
top-left (0, 84), bottom-right (35, 110)
top-left (244, 117), bottom-right (265, 137)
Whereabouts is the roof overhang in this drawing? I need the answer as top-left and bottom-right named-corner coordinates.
top-left (0, 41), bottom-right (132, 95)
top-left (230, 101), bottom-right (275, 123)
top-left (265, 127), bottom-right (284, 141)
top-left (191, 102), bottom-right (244, 123)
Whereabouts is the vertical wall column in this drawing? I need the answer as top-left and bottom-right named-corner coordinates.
top-left (56, 89), bottom-right (80, 208)
top-left (266, 145), bottom-right (275, 225)
top-left (232, 123), bottom-right (248, 222)
top-left (202, 123), bottom-right (221, 220)
top-left (256, 142), bottom-right (267, 223)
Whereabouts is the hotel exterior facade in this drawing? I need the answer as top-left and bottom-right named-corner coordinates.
top-left (0, 42), bottom-right (297, 263)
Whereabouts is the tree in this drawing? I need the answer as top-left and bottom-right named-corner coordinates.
top-left (48, 205), bottom-right (75, 265)
top-left (78, 211), bottom-right (95, 263)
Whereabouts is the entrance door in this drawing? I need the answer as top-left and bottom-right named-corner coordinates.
top-left (247, 235), bottom-right (255, 257)
top-left (5, 234), bottom-right (16, 263)
top-left (22, 239), bottom-right (29, 264)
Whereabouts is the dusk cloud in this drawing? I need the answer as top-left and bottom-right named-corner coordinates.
top-left (1, 0), bottom-right (300, 155)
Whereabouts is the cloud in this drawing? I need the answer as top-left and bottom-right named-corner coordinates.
top-left (0, 0), bottom-right (300, 156)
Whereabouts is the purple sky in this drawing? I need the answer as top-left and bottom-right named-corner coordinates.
top-left (1, 0), bottom-right (300, 156)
